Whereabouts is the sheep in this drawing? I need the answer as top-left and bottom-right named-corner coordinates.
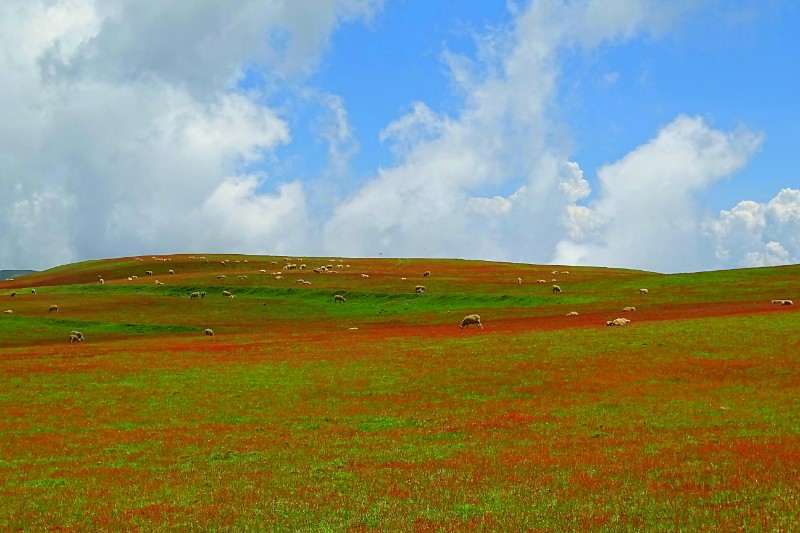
top-left (415, 285), bottom-right (426, 293)
top-left (460, 314), bottom-right (483, 329)
top-left (222, 290), bottom-right (232, 297)
top-left (190, 292), bottom-right (200, 299)
top-left (70, 331), bottom-right (84, 341)
top-left (131, 275), bottom-right (138, 279)
top-left (69, 333), bottom-right (82, 343)
top-left (423, 271), bottom-right (431, 278)
top-left (771, 299), bottom-right (784, 304)
top-left (296, 279), bottom-right (305, 284)
top-left (639, 288), bottom-right (648, 294)
top-left (552, 270), bottom-right (559, 275)
top-left (168, 269), bottom-right (175, 274)
top-left (334, 294), bottom-right (346, 303)
top-left (10, 292), bottom-right (16, 298)
top-left (155, 280), bottom-right (164, 285)
top-left (401, 277), bottom-right (407, 281)
top-left (4, 310), bottom-right (11, 314)
top-left (361, 273), bottom-right (369, 278)
top-left (622, 306), bottom-right (636, 312)
top-left (217, 274), bottom-right (226, 279)
top-left (49, 305), bottom-right (58, 313)
top-left (517, 277), bottom-right (522, 284)
top-left (566, 311), bottom-right (579, 316)
top-left (229, 295), bottom-right (237, 299)
top-left (275, 275), bottom-right (283, 280)
top-left (238, 275), bottom-right (248, 280)
top-left (99, 279), bottom-right (104, 284)
top-left (31, 289), bottom-right (36, 295)
top-left (537, 279), bottom-right (547, 284)
top-left (299, 264), bottom-right (307, 270)
top-left (561, 271), bottom-right (570, 274)
top-left (259, 269), bottom-right (267, 273)
top-left (146, 271), bottom-right (153, 276)
top-left (782, 300), bottom-right (794, 306)
top-left (127, 277), bottom-right (133, 281)
top-left (205, 328), bottom-right (214, 336)
top-left (606, 318), bottom-right (630, 326)
top-left (552, 285), bottom-right (562, 293)
top-left (303, 280), bottom-right (311, 285)
top-left (200, 291), bottom-right (206, 299)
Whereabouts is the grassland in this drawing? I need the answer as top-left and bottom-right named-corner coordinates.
top-left (1, 254), bottom-right (798, 531)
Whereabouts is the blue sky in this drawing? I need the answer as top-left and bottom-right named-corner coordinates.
top-left (1, 0), bottom-right (798, 272)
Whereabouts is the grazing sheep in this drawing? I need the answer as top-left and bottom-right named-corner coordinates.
top-left (517, 277), bottom-right (522, 284)
top-left (190, 292), bottom-right (200, 299)
top-left (69, 333), bottom-right (82, 343)
top-left (4, 310), bottom-right (11, 314)
top-left (238, 275), bottom-right (248, 280)
top-left (275, 275), bottom-right (283, 280)
top-left (303, 281), bottom-right (311, 285)
top-left (552, 285), bottom-right (562, 293)
top-left (168, 269), bottom-right (175, 274)
top-left (155, 280), bottom-right (164, 285)
top-left (10, 292), bottom-right (16, 297)
top-left (771, 299), bottom-right (784, 304)
top-left (423, 271), bottom-right (431, 278)
top-left (334, 294), bottom-right (346, 303)
top-left (222, 290), bottom-right (232, 297)
top-left (296, 279), bottom-right (305, 284)
top-left (131, 275), bottom-right (138, 279)
top-left (49, 305), bottom-right (58, 313)
top-left (99, 279), bottom-right (104, 284)
top-left (415, 285), bottom-right (426, 293)
top-left (639, 288), bottom-right (648, 294)
top-left (127, 277), bottom-right (133, 281)
top-left (401, 277), bottom-right (407, 281)
top-left (552, 270), bottom-right (559, 275)
top-left (146, 271), bottom-right (153, 276)
top-left (200, 291), bottom-right (206, 299)
top-left (537, 279), bottom-right (547, 284)
top-left (217, 275), bottom-right (226, 279)
top-left (205, 328), bottom-right (214, 336)
top-left (782, 300), bottom-right (794, 306)
top-left (459, 314), bottom-right (483, 329)
top-left (299, 264), bottom-right (307, 270)
top-left (561, 271), bottom-right (570, 274)
top-left (260, 269), bottom-right (267, 273)
top-left (70, 331), bottom-right (84, 341)
top-left (31, 289), bottom-right (36, 295)
top-left (361, 273), bottom-right (369, 278)
top-left (229, 294), bottom-right (237, 299)
top-left (622, 306), bottom-right (636, 312)
top-left (566, 311), bottom-right (579, 316)
top-left (606, 318), bottom-right (630, 326)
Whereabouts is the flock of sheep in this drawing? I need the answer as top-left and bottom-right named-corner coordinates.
top-left (1, 255), bottom-right (796, 343)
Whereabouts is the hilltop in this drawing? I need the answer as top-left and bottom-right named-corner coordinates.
top-left (0, 269), bottom-right (35, 281)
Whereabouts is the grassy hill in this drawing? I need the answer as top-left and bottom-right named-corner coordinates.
top-left (1, 254), bottom-right (798, 531)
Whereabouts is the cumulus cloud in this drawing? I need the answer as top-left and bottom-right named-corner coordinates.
top-left (553, 115), bottom-right (764, 272)
top-left (705, 188), bottom-right (800, 268)
top-left (0, 0), bottom-right (382, 269)
top-left (323, 0), bottom-right (696, 262)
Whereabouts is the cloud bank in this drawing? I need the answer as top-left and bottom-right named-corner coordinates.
top-left (1, 0), bottom-right (796, 273)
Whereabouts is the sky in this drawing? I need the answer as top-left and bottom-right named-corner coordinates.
top-left (1, 0), bottom-right (798, 273)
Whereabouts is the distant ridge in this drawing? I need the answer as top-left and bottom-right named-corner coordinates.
top-left (0, 270), bottom-right (36, 280)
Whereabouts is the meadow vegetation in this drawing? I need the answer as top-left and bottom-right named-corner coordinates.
top-left (1, 255), bottom-right (798, 531)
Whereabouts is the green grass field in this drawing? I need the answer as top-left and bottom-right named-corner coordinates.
top-left (1, 255), bottom-right (798, 531)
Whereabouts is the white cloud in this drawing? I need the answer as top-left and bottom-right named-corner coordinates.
top-left (553, 115), bottom-right (764, 272)
top-left (0, 0), bottom-right (382, 269)
top-left (706, 188), bottom-right (800, 268)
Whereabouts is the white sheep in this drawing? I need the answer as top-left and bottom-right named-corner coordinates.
top-left (146, 271), bottom-right (153, 276)
top-left (217, 275), bottom-right (226, 279)
top-left (622, 306), bottom-right (636, 312)
top-left (229, 294), bottom-right (237, 299)
top-left (155, 280), bottom-right (164, 285)
top-left (566, 311), bottom-right (579, 316)
top-left (31, 289), bottom-right (36, 295)
top-left (423, 271), bottom-right (431, 278)
top-left (99, 279), bottom-right (104, 284)
top-left (552, 285), bottom-right (562, 293)
top-left (460, 314), bottom-right (483, 329)
top-left (127, 277), bottom-right (133, 281)
top-left (69, 333), bottom-right (82, 343)
top-left (222, 290), bottom-right (232, 297)
top-left (168, 269), bottom-right (175, 274)
top-left (782, 300), bottom-right (794, 306)
top-left (361, 273), bottom-right (370, 278)
top-left (334, 294), bottom-right (346, 303)
top-left (606, 318), bottom-right (630, 326)
top-left (190, 292), bottom-right (200, 299)
top-left (70, 330), bottom-right (84, 341)
top-left (205, 328), bottom-right (214, 336)
top-left (296, 279), bottom-right (305, 284)
top-left (537, 279), bottom-right (547, 284)
top-left (639, 288), bottom-right (649, 294)
top-left (200, 291), bottom-right (206, 299)
top-left (4, 310), bottom-right (11, 314)
top-left (415, 285), bottom-right (426, 293)
top-left (275, 275), bottom-right (283, 280)
top-left (238, 275), bottom-right (248, 279)
top-left (517, 278), bottom-right (522, 284)
top-left (49, 305), bottom-right (58, 313)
